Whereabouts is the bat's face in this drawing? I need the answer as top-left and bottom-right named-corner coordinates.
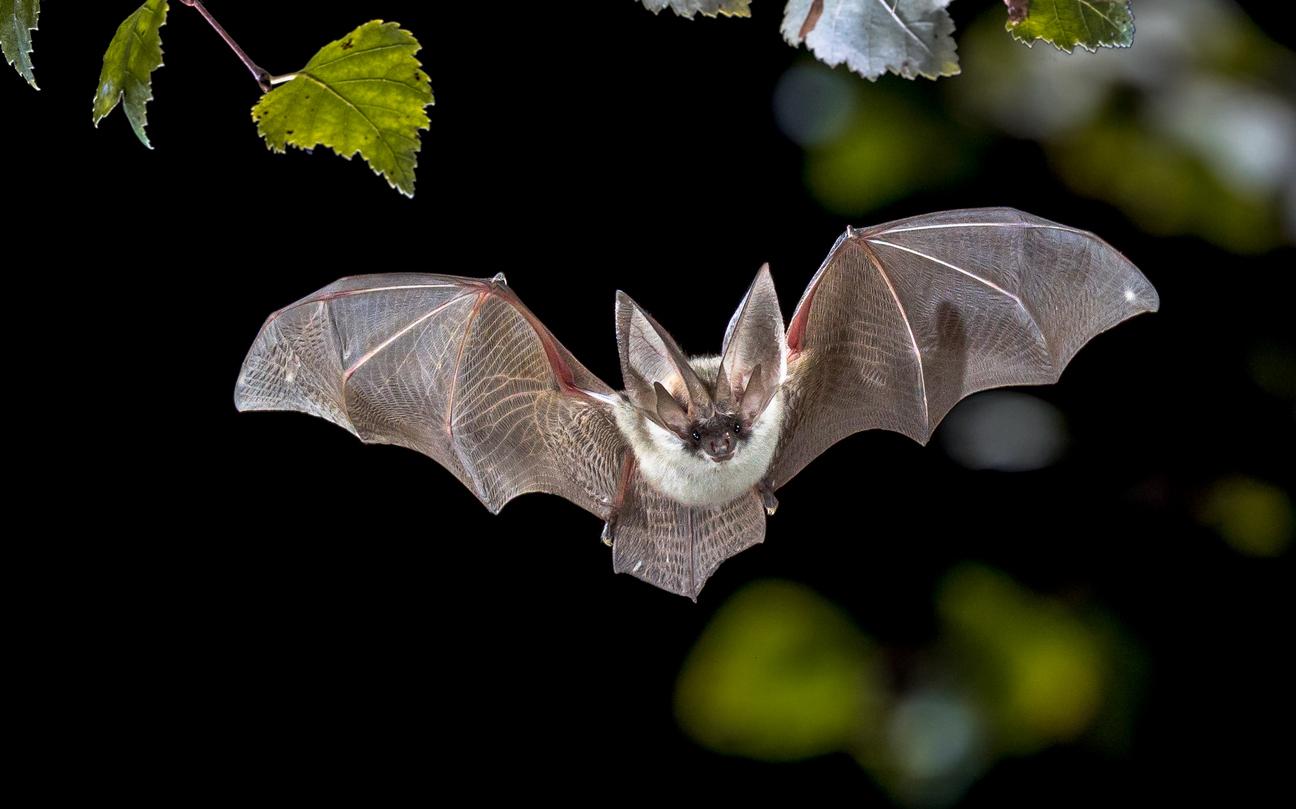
top-left (679, 408), bottom-right (746, 462)
top-left (615, 265), bottom-right (788, 471)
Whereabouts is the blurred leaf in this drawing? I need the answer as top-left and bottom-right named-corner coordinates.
top-left (639, 0), bottom-right (751, 18)
top-left (803, 83), bottom-right (975, 214)
top-left (955, 0), bottom-right (1296, 252)
top-left (938, 565), bottom-right (1106, 752)
top-left (1053, 119), bottom-right (1285, 253)
top-left (782, 0), bottom-right (959, 81)
top-left (1007, 0), bottom-right (1134, 53)
top-left (252, 21), bottom-right (434, 198)
top-left (1, 0), bottom-right (38, 88)
top-left (675, 580), bottom-right (884, 760)
top-left (1199, 477), bottom-right (1294, 558)
top-left (1249, 345), bottom-right (1296, 401)
top-left (92, 0), bottom-right (168, 148)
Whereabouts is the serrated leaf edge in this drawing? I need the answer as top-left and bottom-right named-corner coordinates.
top-left (251, 20), bottom-right (434, 198)
top-left (2, 0), bottom-right (40, 88)
top-left (91, 0), bottom-right (168, 150)
top-left (1006, 0), bottom-right (1135, 54)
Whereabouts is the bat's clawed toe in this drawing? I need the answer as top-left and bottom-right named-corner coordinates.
top-left (601, 517), bottom-right (617, 547)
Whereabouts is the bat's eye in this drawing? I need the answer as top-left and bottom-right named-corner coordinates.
top-left (690, 430), bottom-right (701, 442)
top-left (733, 422), bottom-right (742, 435)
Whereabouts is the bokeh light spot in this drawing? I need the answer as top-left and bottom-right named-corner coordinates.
top-left (674, 579), bottom-right (884, 760)
top-left (1199, 476), bottom-right (1294, 557)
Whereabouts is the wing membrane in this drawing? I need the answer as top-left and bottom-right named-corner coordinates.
top-left (236, 274), bottom-right (625, 518)
top-left (771, 208), bottom-right (1158, 488)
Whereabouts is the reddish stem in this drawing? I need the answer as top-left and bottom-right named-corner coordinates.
top-left (178, 0), bottom-right (270, 91)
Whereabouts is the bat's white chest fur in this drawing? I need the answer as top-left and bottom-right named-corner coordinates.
top-left (612, 356), bottom-right (784, 507)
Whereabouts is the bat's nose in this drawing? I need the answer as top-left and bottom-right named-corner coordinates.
top-left (706, 434), bottom-right (735, 462)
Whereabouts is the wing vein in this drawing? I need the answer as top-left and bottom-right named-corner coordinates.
top-left (867, 238), bottom-right (1023, 304)
top-left (876, 222), bottom-right (1084, 235)
top-left (446, 293), bottom-right (487, 440)
top-left (866, 238), bottom-right (1050, 362)
top-left (342, 293), bottom-right (471, 382)
top-left (865, 245), bottom-right (929, 431)
top-left (267, 283), bottom-right (460, 326)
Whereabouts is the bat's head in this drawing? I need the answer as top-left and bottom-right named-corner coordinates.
top-left (616, 265), bottom-right (786, 464)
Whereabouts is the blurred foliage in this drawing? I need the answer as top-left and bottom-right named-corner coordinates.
top-left (1248, 344), bottom-right (1296, 402)
top-left (776, 0), bottom-right (1296, 252)
top-left (1198, 477), bottom-right (1294, 557)
top-left (677, 570), bottom-right (1141, 806)
top-left (1006, 0), bottom-right (1135, 53)
top-left (956, 0), bottom-right (1296, 252)
top-left (675, 580), bottom-right (884, 760)
top-left (937, 565), bottom-right (1106, 752)
top-left (774, 66), bottom-right (977, 215)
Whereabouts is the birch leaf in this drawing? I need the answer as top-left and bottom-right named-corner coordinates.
top-left (639, 0), bottom-right (752, 18)
top-left (251, 20), bottom-right (434, 198)
top-left (1, 0), bottom-right (39, 89)
top-left (782, 0), bottom-right (959, 81)
top-left (92, 0), bottom-right (168, 148)
top-left (1007, 0), bottom-right (1135, 53)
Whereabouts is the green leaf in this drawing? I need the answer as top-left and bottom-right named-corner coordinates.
top-left (92, 0), bottom-right (168, 148)
top-left (639, 0), bottom-right (751, 18)
top-left (1, 0), bottom-right (39, 89)
top-left (252, 21), bottom-right (434, 198)
top-left (782, 0), bottom-right (960, 81)
top-left (1007, 0), bottom-right (1134, 52)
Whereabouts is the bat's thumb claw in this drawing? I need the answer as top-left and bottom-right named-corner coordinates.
top-left (490, 272), bottom-right (508, 287)
top-left (600, 520), bottom-right (616, 547)
top-left (758, 483), bottom-right (779, 516)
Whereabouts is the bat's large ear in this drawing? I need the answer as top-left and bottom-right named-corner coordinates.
top-left (716, 264), bottom-right (785, 420)
top-left (616, 291), bottom-right (712, 417)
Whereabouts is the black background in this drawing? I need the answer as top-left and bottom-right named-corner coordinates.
top-left (8, 1), bottom-right (1293, 802)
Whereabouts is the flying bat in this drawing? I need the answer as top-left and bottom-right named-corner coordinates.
top-left (235, 208), bottom-right (1158, 599)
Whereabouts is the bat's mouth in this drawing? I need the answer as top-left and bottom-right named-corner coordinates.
top-left (706, 450), bottom-right (736, 463)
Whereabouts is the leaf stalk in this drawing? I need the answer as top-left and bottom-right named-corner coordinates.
top-left (178, 0), bottom-right (271, 91)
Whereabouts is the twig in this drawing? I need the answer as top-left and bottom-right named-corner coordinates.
top-left (178, 1), bottom-right (271, 91)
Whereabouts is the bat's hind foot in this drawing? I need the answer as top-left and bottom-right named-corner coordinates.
top-left (757, 482), bottom-right (779, 516)
top-left (601, 516), bottom-right (618, 547)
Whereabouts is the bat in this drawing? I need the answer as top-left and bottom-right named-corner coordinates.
top-left (235, 208), bottom-right (1158, 599)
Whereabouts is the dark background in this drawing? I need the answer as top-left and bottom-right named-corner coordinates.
top-left (8, 1), bottom-right (1292, 802)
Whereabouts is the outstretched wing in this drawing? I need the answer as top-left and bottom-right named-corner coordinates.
top-left (770, 208), bottom-right (1159, 488)
top-left (235, 273), bottom-right (626, 518)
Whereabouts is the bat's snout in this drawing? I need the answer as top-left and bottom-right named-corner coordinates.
top-left (705, 433), bottom-right (736, 462)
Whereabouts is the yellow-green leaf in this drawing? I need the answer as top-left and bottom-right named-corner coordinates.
top-left (92, 0), bottom-right (168, 148)
top-left (252, 20), bottom-right (434, 198)
top-left (639, 0), bottom-right (751, 18)
top-left (1, 0), bottom-right (39, 88)
top-left (1007, 0), bottom-right (1135, 53)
